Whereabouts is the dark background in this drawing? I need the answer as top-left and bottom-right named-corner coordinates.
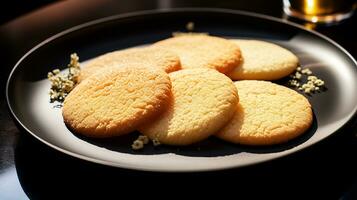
top-left (1, 0), bottom-right (357, 199)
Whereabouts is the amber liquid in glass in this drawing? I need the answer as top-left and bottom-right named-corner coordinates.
top-left (284, 0), bottom-right (356, 23)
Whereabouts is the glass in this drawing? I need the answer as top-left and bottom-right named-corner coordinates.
top-left (283, 0), bottom-right (357, 24)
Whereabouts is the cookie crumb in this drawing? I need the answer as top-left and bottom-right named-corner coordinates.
top-left (131, 135), bottom-right (150, 150)
top-left (288, 67), bottom-right (325, 94)
top-left (152, 138), bottom-right (161, 146)
top-left (295, 72), bottom-right (302, 79)
top-left (301, 68), bottom-right (312, 75)
top-left (186, 21), bottom-right (195, 31)
top-left (314, 79), bottom-right (325, 86)
top-left (131, 140), bottom-right (144, 150)
top-left (48, 53), bottom-right (81, 103)
top-left (138, 135), bottom-right (149, 144)
top-left (172, 21), bottom-right (209, 37)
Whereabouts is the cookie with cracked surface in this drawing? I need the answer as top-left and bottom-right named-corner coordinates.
top-left (216, 80), bottom-right (312, 145)
top-left (227, 40), bottom-right (299, 80)
top-left (79, 47), bottom-right (181, 81)
top-left (138, 68), bottom-right (239, 145)
top-left (63, 66), bottom-right (172, 138)
top-left (153, 35), bottom-right (242, 74)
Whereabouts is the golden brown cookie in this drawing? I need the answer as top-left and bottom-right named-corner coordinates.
top-left (227, 40), bottom-right (299, 80)
top-left (216, 80), bottom-right (312, 145)
top-left (63, 66), bottom-right (172, 138)
top-left (79, 47), bottom-right (181, 81)
top-left (138, 68), bottom-right (239, 145)
top-left (153, 35), bottom-right (242, 74)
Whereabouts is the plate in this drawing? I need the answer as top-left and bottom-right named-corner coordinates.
top-left (6, 8), bottom-right (357, 172)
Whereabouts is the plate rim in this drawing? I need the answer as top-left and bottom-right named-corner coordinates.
top-left (6, 8), bottom-right (357, 172)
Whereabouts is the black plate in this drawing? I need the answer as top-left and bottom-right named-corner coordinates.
top-left (6, 8), bottom-right (357, 172)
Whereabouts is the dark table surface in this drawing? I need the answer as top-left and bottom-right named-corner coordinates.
top-left (1, 0), bottom-right (357, 199)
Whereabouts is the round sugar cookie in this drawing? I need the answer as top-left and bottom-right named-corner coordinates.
top-left (79, 47), bottom-right (181, 81)
top-left (138, 68), bottom-right (239, 145)
top-left (63, 66), bottom-right (172, 138)
top-left (216, 80), bottom-right (312, 145)
top-left (227, 40), bottom-right (299, 80)
top-left (153, 35), bottom-right (242, 74)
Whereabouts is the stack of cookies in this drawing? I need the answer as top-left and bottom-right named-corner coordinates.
top-left (62, 35), bottom-right (312, 146)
